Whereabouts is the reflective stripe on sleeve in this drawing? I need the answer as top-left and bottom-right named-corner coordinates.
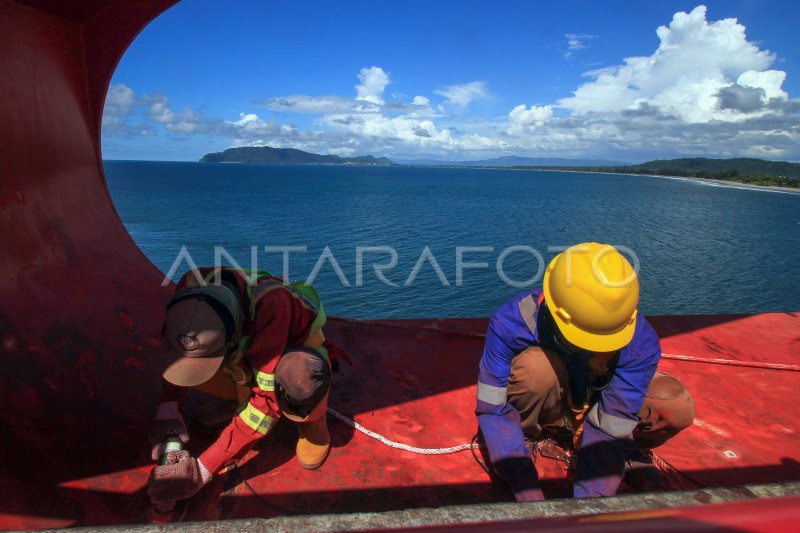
top-left (477, 379), bottom-right (508, 405)
top-left (517, 294), bottom-right (538, 336)
top-left (255, 371), bottom-right (275, 392)
top-left (585, 404), bottom-right (638, 439)
top-left (239, 402), bottom-right (274, 435)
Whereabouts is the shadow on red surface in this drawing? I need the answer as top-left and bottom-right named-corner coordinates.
top-left (2, 452), bottom-right (799, 529)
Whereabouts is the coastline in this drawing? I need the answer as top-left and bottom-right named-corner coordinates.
top-left (519, 167), bottom-right (800, 195)
top-left (635, 173), bottom-right (800, 195)
top-left (105, 160), bottom-right (800, 195)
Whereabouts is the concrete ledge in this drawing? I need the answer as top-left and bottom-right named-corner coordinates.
top-left (53, 481), bottom-right (800, 532)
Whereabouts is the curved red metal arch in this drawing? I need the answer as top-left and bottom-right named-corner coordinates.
top-left (1, 1), bottom-right (177, 527)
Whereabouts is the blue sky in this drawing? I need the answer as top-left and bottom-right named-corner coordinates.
top-left (102, 1), bottom-right (800, 163)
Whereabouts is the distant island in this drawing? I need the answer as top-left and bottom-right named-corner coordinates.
top-left (510, 157), bottom-right (800, 188)
top-left (200, 147), bottom-right (799, 189)
top-left (200, 146), bottom-right (392, 166)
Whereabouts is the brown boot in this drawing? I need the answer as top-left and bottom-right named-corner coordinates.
top-left (284, 392), bottom-right (330, 470)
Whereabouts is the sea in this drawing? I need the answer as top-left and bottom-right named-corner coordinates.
top-left (104, 160), bottom-right (800, 319)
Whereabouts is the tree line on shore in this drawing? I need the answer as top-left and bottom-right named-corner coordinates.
top-left (511, 157), bottom-right (800, 188)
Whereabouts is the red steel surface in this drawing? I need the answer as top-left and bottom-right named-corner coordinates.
top-left (1, 1), bottom-right (798, 529)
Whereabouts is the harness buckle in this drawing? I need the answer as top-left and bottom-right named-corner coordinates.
top-left (532, 438), bottom-right (574, 468)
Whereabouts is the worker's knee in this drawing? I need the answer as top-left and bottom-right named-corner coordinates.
top-left (641, 373), bottom-right (695, 430)
top-left (646, 373), bottom-right (688, 401)
top-left (509, 346), bottom-right (564, 395)
top-left (275, 348), bottom-right (331, 419)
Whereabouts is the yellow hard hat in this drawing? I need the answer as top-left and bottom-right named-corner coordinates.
top-left (543, 243), bottom-right (639, 352)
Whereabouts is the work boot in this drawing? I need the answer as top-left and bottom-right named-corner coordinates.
top-left (623, 449), bottom-right (665, 492)
top-left (286, 392), bottom-right (330, 470)
top-left (296, 416), bottom-right (330, 469)
top-left (275, 348), bottom-right (332, 469)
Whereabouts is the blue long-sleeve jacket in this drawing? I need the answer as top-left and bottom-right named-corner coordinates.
top-left (476, 289), bottom-right (660, 498)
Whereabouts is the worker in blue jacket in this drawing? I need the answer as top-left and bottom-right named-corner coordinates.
top-left (476, 242), bottom-right (694, 500)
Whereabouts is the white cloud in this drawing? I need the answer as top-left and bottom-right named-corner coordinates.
top-left (104, 7), bottom-right (799, 162)
top-left (434, 81), bottom-right (489, 107)
top-left (261, 69), bottom-right (433, 118)
top-left (145, 94), bottom-right (208, 134)
top-left (229, 113), bottom-right (259, 126)
top-left (507, 105), bottom-right (554, 133)
top-left (262, 95), bottom-right (365, 114)
top-left (558, 5), bottom-right (785, 123)
top-left (104, 83), bottom-right (135, 116)
top-left (102, 83), bottom-right (137, 133)
top-left (224, 112), bottom-right (289, 137)
top-left (356, 66), bottom-right (391, 105)
top-left (145, 94), bottom-right (174, 123)
top-left (484, 4), bottom-right (799, 161)
top-left (322, 113), bottom-right (455, 149)
top-left (737, 69), bottom-right (787, 101)
top-left (103, 87), bottom-right (295, 141)
top-left (564, 33), bottom-right (597, 59)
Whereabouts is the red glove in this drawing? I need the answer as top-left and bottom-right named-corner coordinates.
top-left (147, 451), bottom-right (211, 504)
top-left (149, 401), bottom-right (189, 461)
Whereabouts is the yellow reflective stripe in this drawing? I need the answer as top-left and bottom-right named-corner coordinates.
top-left (256, 371), bottom-right (275, 392)
top-left (238, 402), bottom-right (274, 435)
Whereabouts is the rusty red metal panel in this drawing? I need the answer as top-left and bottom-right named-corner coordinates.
top-left (11, 1), bottom-right (118, 23)
top-left (651, 313), bottom-right (800, 368)
top-left (0, 1), bottom-right (178, 529)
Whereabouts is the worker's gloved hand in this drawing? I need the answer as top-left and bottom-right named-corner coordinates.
top-left (147, 450), bottom-right (211, 504)
top-left (492, 457), bottom-right (545, 503)
top-left (149, 401), bottom-right (189, 461)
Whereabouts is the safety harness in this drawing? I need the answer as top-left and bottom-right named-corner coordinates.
top-left (197, 268), bottom-right (329, 404)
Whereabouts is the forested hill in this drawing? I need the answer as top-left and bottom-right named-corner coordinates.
top-left (629, 158), bottom-right (800, 177)
top-left (513, 157), bottom-right (799, 187)
top-left (201, 146), bottom-right (393, 165)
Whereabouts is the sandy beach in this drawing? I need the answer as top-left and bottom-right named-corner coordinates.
top-left (520, 167), bottom-right (800, 195)
top-left (642, 173), bottom-right (800, 195)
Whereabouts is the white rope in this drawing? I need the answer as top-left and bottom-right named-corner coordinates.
top-left (327, 407), bottom-right (477, 455)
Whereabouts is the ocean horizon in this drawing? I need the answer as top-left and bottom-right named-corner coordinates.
top-left (104, 160), bottom-right (800, 319)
